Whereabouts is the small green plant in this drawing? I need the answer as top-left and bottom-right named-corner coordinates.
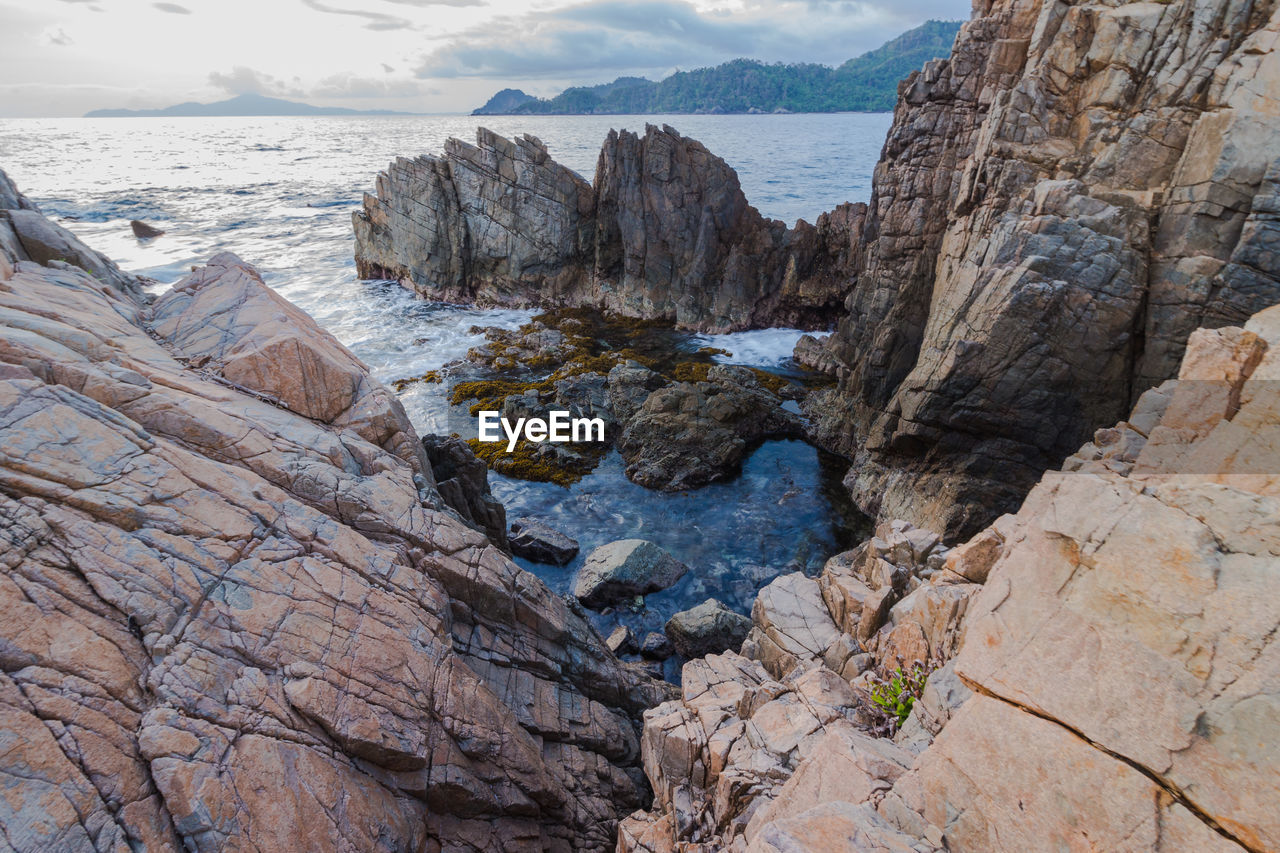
top-left (871, 665), bottom-right (929, 727)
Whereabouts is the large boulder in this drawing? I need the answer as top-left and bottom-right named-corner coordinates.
top-left (664, 598), bottom-right (752, 659)
top-left (618, 365), bottom-right (802, 490)
top-left (509, 516), bottom-right (579, 565)
top-left (573, 539), bottom-right (689, 609)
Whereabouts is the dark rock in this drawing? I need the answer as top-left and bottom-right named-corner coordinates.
top-left (509, 516), bottom-right (579, 565)
top-left (639, 632), bottom-right (674, 660)
top-left (130, 219), bottom-right (165, 238)
top-left (618, 365), bottom-right (802, 490)
top-left (353, 126), bottom-right (863, 332)
top-left (605, 360), bottom-right (666, 423)
top-left (421, 434), bottom-right (509, 552)
top-left (606, 625), bottom-right (638, 656)
top-left (664, 598), bottom-right (752, 659)
top-left (573, 539), bottom-right (688, 610)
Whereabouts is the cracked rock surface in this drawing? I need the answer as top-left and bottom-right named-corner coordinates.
top-left (806, 0), bottom-right (1280, 540)
top-left (0, 170), bottom-right (672, 852)
top-left (353, 125), bottom-right (864, 333)
top-left (621, 300), bottom-right (1280, 852)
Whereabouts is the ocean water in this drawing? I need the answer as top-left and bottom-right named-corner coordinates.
top-left (0, 113), bottom-right (887, 646)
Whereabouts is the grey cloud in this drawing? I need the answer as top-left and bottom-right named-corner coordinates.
top-left (300, 0), bottom-right (412, 31)
top-left (208, 66), bottom-right (432, 101)
top-left (44, 28), bottom-right (74, 47)
top-left (311, 73), bottom-right (436, 98)
top-left (415, 0), bottom-right (962, 80)
top-left (153, 2), bottom-right (192, 13)
top-left (381, 0), bottom-right (486, 6)
top-left (208, 67), bottom-right (304, 98)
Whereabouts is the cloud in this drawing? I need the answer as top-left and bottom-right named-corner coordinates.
top-left (153, 2), bottom-right (193, 13)
top-left (311, 72), bottom-right (437, 98)
top-left (300, 0), bottom-right (413, 31)
top-left (207, 66), bottom-right (433, 102)
top-left (414, 0), bottom-right (961, 80)
top-left (43, 27), bottom-right (74, 47)
top-left (208, 66), bottom-right (304, 98)
top-left (381, 0), bottom-right (486, 6)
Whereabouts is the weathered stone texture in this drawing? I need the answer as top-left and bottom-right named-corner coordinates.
top-left (355, 125), bottom-right (865, 332)
top-left (0, 180), bottom-right (671, 851)
top-left (808, 0), bottom-right (1280, 539)
top-left (624, 301), bottom-right (1279, 851)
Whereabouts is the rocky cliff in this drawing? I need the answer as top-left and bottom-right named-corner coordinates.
top-left (804, 0), bottom-right (1280, 539)
top-left (353, 125), bottom-right (863, 332)
top-left (622, 298), bottom-right (1279, 852)
top-left (0, 169), bottom-right (671, 852)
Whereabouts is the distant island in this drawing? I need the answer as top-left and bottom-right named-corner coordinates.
top-left (473, 20), bottom-right (962, 116)
top-left (86, 93), bottom-right (415, 118)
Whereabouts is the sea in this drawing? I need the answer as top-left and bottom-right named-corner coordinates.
top-left (0, 112), bottom-right (892, 651)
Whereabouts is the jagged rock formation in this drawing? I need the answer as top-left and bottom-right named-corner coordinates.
top-left (0, 172), bottom-right (672, 851)
top-left (421, 433), bottom-right (510, 551)
top-left (353, 125), bottom-right (863, 332)
top-left (621, 301), bottom-right (1280, 851)
top-left (804, 0), bottom-right (1280, 540)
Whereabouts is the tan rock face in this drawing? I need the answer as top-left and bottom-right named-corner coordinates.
top-left (808, 0), bottom-right (1280, 540)
top-left (0, 183), bottom-right (672, 851)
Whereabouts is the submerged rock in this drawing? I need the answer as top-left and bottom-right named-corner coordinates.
top-left (618, 365), bottom-right (803, 490)
top-left (451, 312), bottom-right (807, 493)
top-left (663, 598), bottom-right (752, 659)
top-left (574, 539), bottom-right (689, 609)
top-left (509, 516), bottom-right (579, 565)
top-left (130, 219), bottom-right (165, 238)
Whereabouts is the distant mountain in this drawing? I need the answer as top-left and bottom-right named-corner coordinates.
top-left (473, 88), bottom-right (537, 115)
top-left (473, 20), bottom-right (963, 116)
top-left (86, 93), bottom-right (414, 118)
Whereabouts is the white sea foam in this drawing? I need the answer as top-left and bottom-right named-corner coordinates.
top-left (693, 328), bottom-right (823, 368)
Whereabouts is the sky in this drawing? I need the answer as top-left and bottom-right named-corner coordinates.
top-left (0, 0), bottom-right (972, 116)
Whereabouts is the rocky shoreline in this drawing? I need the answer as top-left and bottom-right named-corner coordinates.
top-left (357, 0), bottom-right (1280, 549)
top-left (3, 0), bottom-right (1278, 849)
top-left (620, 301), bottom-right (1280, 851)
top-left (0, 171), bottom-right (673, 851)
